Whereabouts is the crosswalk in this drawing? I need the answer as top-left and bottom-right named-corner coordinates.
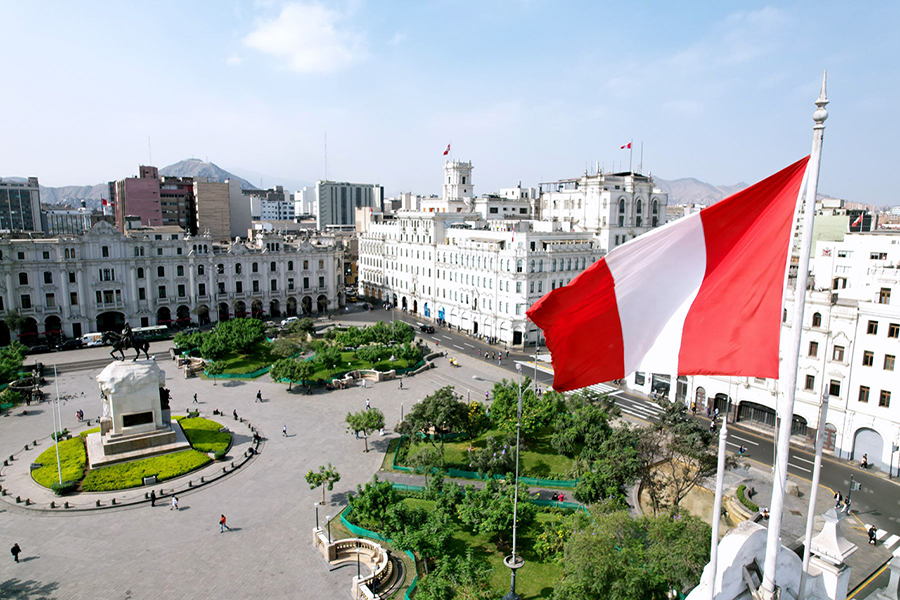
top-left (863, 524), bottom-right (900, 555)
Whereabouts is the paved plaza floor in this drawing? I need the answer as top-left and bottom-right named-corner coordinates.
top-left (0, 350), bottom-right (511, 600)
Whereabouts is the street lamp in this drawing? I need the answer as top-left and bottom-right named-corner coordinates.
top-left (503, 363), bottom-right (525, 600)
top-left (314, 502), bottom-right (320, 530)
top-left (326, 515), bottom-right (332, 543)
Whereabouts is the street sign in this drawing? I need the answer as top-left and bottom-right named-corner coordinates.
top-left (851, 481), bottom-right (861, 491)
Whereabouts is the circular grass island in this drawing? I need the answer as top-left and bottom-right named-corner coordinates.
top-left (31, 416), bottom-right (232, 494)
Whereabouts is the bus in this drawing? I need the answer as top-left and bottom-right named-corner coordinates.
top-left (133, 325), bottom-right (172, 341)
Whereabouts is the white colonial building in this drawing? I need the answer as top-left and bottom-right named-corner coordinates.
top-left (358, 210), bottom-right (604, 347)
top-left (628, 232), bottom-right (900, 474)
top-left (0, 221), bottom-right (343, 344)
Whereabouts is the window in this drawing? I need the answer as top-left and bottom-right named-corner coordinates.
top-left (879, 287), bottom-right (891, 304)
top-left (270, 280), bottom-right (277, 292)
top-left (68, 272), bottom-right (76, 284)
top-left (138, 287), bottom-right (146, 300)
top-left (529, 282), bottom-right (534, 293)
top-left (43, 271), bottom-right (52, 284)
top-left (867, 320), bottom-right (878, 334)
top-left (198, 283), bottom-right (206, 296)
top-left (69, 292), bottom-right (78, 305)
top-left (885, 354), bottom-right (895, 371)
top-left (888, 323), bottom-right (899, 338)
top-left (177, 284), bottom-right (186, 297)
top-left (879, 390), bottom-right (891, 408)
top-left (319, 276), bottom-right (325, 287)
top-left (870, 252), bottom-right (887, 260)
top-left (270, 261), bottom-right (276, 272)
top-left (217, 264), bottom-right (224, 275)
top-left (303, 260), bottom-right (309, 270)
top-left (288, 261), bottom-right (293, 271)
top-left (157, 266), bottom-right (165, 278)
top-left (156, 248), bottom-right (163, 256)
top-left (812, 312), bottom-right (822, 327)
top-left (319, 260), bottom-right (324, 269)
top-left (96, 290), bottom-right (102, 304)
top-left (833, 345), bottom-right (845, 361)
top-left (516, 260), bottom-right (522, 273)
top-left (828, 379), bottom-right (841, 397)
top-left (18, 272), bottom-right (27, 285)
top-left (17, 251), bottom-right (24, 260)
top-left (198, 264), bottom-right (205, 276)
top-left (45, 293), bottom-right (55, 308)
top-left (808, 341), bottom-right (818, 357)
top-left (137, 267), bottom-right (144, 279)
top-left (252, 281), bottom-right (259, 293)
top-left (288, 278), bottom-right (294, 290)
top-left (102, 246), bottom-right (109, 258)
top-left (158, 286), bottom-right (166, 299)
top-left (252, 263), bottom-right (258, 273)
top-left (235, 263), bottom-right (242, 275)
top-left (804, 374), bottom-right (815, 390)
top-left (176, 265), bottom-right (184, 277)
top-left (783, 308), bottom-right (787, 323)
top-left (863, 351), bottom-right (874, 366)
top-left (20, 294), bottom-right (31, 309)
top-left (303, 277), bottom-right (309, 289)
top-left (516, 282), bottom-right (522, 293)
top-left (859, 386), bottom-right (869, 403)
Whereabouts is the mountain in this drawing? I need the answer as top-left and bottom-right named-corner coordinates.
top-left (652, 177), bottom-right (749, 206)
top-left (159, 159), bottom-right (257, 190)
top-left (226, 166), bottom-right (314, 192)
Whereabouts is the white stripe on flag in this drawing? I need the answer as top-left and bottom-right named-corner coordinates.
top-left (606, 212), bottom-right (707, 374)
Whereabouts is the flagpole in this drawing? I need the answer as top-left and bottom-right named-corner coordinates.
top-left (629, 140), bottom-right (633, 173)
top-left (640, 141), bottom-right (644, 174)
top-left (708, 386), bottom-right (731, 598)
top-left (760, 70), bottom-right (828, 600)
top-left (798, 392), bottom-right (829, 599)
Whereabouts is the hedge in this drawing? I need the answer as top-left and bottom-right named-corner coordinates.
top-left (173, 416), bottom-right (231, 453)
top-left (32, 437), bottom-right (87, 488)
top-left (736, 484), bottom-right (759, 513)
top-left (81, 450), bottom-right (211, 492)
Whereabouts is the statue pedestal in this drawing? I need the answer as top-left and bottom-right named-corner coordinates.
top-left (86, 361), bottom-right (190, 469)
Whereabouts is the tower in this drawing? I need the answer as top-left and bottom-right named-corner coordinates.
top-left (443, 160), bottom-right (474, 204)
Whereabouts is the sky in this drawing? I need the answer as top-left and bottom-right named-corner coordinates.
top-left (1, 1), bottom-right (897, 205)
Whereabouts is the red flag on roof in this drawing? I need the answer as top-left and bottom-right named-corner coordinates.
top-left (620, 142), bottom-right (632, 150)
top-left (527, 156), bottom-right (810, 391)
top-left (443, 143), bottom-right (451, 156)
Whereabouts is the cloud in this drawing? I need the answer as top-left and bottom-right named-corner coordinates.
top-left (389, 31), bottom-right (406, 46)
top-left (226, 53), bottom-right (243, 66)
top-left (243, 2), bottom-right (364, 74)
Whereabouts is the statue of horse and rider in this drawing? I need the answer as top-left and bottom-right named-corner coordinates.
top-left (102, 323), bottom-right (151, 361)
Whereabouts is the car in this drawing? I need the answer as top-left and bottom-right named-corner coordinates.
top-left (281, 316), bottom-right (299, 327)
top-left (182, 327), bottom-right (200, 335)
top-left (26, 344), bottom-right (53, 355)
top-left (419, 324), bottom-right (435, 334)
top-left (56, 339), bottom-right (84, 351)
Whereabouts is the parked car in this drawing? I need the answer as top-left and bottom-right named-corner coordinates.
top-left (419, 324), bottom-right (435, 334)
top-left (26, 344), bottom-right (53, 355)
top-left (56, 339), bottom-right (84, 351)
top-left (281, 316), bottom-right (299, 327)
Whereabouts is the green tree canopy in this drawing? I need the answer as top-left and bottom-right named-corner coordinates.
top-left (204, 361), bottom-right (225, 384)
top-left (173, 331), bottom-right (203, 351)
top-left (349, 475), bottom-right (399, 532)
top-left (415, 548), bottom-right (495, 600)
top-left (0, 341), bottom-right (27, 385)
top-left (456, 478), bottom-right (535, 548)
top-left (573, 426), bottom-right (643, 505)
top-left (489, 378), bottom-right (564, 435)
top-left (466, 434), bottom-right (516, 479)
top-left (396, 386), bottom-right (468, 465)
top-left (270, 336), bottom-right (302, 359)
top-left (345, 408), bottom-right (385, 452)
top-left (305, 463), bottom-right (341, 505)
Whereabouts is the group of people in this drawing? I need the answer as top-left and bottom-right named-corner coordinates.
top-left (833, 490), bottom-right (852, 514)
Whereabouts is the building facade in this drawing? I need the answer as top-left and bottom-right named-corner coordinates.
top-left (111, 165), bottom-right (163, 231)
top-left (0, 222), bottom-right (342, 344)
top-left (0, 177), bottom-right (43, 233)
top-left (315, 180), bottom-right (384, 229)
top-left (244, 186), bottom-right (295, 221)
top-left (358, 211), bottom-right (604, 347)
top-left (40, 208), bottom-right (94, 236)
top-left (193, 178), bottom-right (251, 242)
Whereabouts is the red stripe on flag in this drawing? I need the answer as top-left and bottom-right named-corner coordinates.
top-left (677, 156), bottom-right (809, 377)
top-left (527, 256), bottom-right (625, 391)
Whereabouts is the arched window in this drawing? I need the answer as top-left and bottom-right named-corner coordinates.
top-left (538, 260), bottom-right (543, 272)
top-left (812, 312), bottom-right (822, 327)
top-left (235, 264), bottom-right (242, 274)
top-left (137, 267), bottom-right (145, 279)
top-left (217, 264), bottom-right (224, 274)
top-left (516, 260), bottom-right (523, 273)
top-left (198, 265), bottom-right (205, 276)
top-left (618, 198), bottom-right (626, 227)
top-left (636, 200), bottom-right (643, 215)
top-left (552, 259), bottom-right (556, 272)
top-left (636, 216), bottom-right (643, 227)
top-left (567, 259), bottom-right (572, 270)
top-left (530, 260), bottom-right (535, 273)
top-left (581, 258), bottom-right (586, 269)
top-left (303, 260), bottom-right (309, 270)
top-left (288, 260), bottom-right (293, 271)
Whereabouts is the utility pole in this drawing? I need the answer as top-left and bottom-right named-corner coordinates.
top-left (503, 364), bottom-right (525, 600)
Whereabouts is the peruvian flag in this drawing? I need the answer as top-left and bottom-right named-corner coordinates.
top-left (620, 142), bottom-right (632, 149)
top-left (443, 143), bottom-right (451, 156)
top-left (851, 213), bottom-right (863, 227)
top-left (101, 198), bottom-right (108, 206)
top-left (527, 156), bottom-right (810, 391)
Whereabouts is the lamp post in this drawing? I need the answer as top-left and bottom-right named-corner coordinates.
top-left (503, 363), bottom-right (525, 600)
top-left (326, 515), bottom-right (332, 543)
top-left (314, 502), bottom-right (320, 530)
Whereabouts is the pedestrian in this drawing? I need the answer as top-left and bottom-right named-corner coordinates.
top-left (506, 351), bottom-right (509, 358)
top-left (706, 406), bottom-right (711, 419)
top-left (220, 514), bottom-right (232, 533)
top-left (834, 490), bottom-right (843, 509)
top-left (710, 420), bottom-right (716, 432)
top-left (366, 399), bottom-right (371, 410)
top-left (171, 496), bottom-right (179, 511)
top-left (193, 393), bottom-right (198, 404)
top-left (10, 543), bottom-right (21, 563)
top-left (714, 407), bottom-right (720, 419)
top-left (860, 453), bottom-right (869, 469)
top-left (233, 409), bottom-right (238, 421)
top-left (738, 445), bottom-right (746, 456)
top-left (398, 380), bottom-right (403, 390)
top-left (485, 391), bottom-right (489, 401)
top-left (868, 526), bottom-right (877, 545)
top-left (150, 490), bottom-right (156, 507)
top-left (282, 424), bottom-right (287, 437)
top-left (256, 390), bottom-right (262, 403)
top-left (842, 497), bottom-right (852, 514)
top-left (691, 402), bottom-right (697, 416)
top-left (498, 358), bottom-right (501, 366)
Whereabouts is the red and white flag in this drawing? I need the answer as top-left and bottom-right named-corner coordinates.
top-left (851, 213), bottom-right (863, 227)
top-left (443, 143), bottom-right (451, 156)
top-left (527, 156), bottom-right (810, 391)
top-left (101, 198), bottom-right (108, 206)
top-left (620, 142), bottom-right (632, 149)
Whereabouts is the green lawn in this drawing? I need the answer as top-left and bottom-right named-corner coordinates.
top-left (173, 416), bottom-right (231, 453)
top-left (308, 351), bottom-right (418, 381)
top-left (400, 427), bottom-right (576, 481)
top-left (32, 437), bottom-right (87, 487)
top-left (81, 450), bottom-right (211, 492)
top-left (215, 341), bottom-right (275, 375)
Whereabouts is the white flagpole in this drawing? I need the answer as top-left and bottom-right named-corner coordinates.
top-left (798, 392), bottom-right (829, 599)
top-left (629, 140), bottom-right (633, 173)
top-left (708, 387), bottom-right (731, 598)
top-left (760, 70), bottom-right (829, 600)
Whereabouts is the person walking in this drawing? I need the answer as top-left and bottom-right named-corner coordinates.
top-left (868, 525), bottom-right (878, 546)
top-left (256, 390), bottom-right (262, 403)
top-left (233, 409), bottom-right (239, 421)
top-left (842, 496), bottom-right (852, 514)
top-left (220, 514), bottom-right (232, 533)
top-left (834, 490), bottom-right (843, 509)
top-left (150, 490), bottom-right (156, 507)
top-left (10, 543), bottom-right (21, 563)
top-left (398, 379), bottom-right (403, 390)
top-left (193, 393), bottom-right (198, 404)
top-left (171, 495), bottom-right (179, 511)
top-left (365, 399), bottom-right (371, 411)
top-left (282, 424), bottom-right (287, 437)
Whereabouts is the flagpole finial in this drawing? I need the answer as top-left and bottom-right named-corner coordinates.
top-left (813, 70), bottom-right (829, 127)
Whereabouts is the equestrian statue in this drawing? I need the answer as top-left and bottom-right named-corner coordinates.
top-left (102, 323), bottom-right (151, 361)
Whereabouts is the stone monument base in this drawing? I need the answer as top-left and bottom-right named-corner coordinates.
top-left (86, 421), bottom-right (191, 469)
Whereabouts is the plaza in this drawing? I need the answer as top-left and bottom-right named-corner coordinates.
top-left (0, 339), bottom-right (502, 600)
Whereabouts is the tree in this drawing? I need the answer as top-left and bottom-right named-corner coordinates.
top-left (3, 309), bottom-right (25, 340)
top-left (396, 386), bottom-right (468, 466)
top-left (305, 463), bottom-right (341, 505)
top-left (199, 333), bottom-right (229, 360)
top-left (551, 397), bottom-right (615, 458)
top-left (416, 549), bottom-right (495, 600)
top-left (216, 318), bottom-right (266, 353)
top-left (552, 510), bottom-right (711, 600)
top-left (0, 341), bottom-right (27, 385)
top-left (271, 337), bottom-right (301, 359)
top-left (349, 475), bottom-right (398, 532)
top-left (466, 434), bottom-right (515, 479)
top-left (391, 321), bottom-right (415, 344)
top-left (407, 444), bottom-right (442, 485)
top-left (345, 409), bottom-right (385, 452)
top-left (489, 378), bottom-right (547, 436)
top-left (356, 343), bottom-right (390, 364)
top-left (204, 361), bottom-right (225, 385)
top-left (456, 478), bottom-right (535, 548)
top-left (384, 502), bottom-right (452, 575)
top-left (270, 359), bottom-right (301, 390)
top-left (173, 331), bottom-right (203, 351)
top-left (638, 403), bottom-right (723, 515)
top-left (463, 401), bottom-right (491, 439)
top-left (397, 341), bottom-right (421, 364)
top-left (296, 317), bottom-right (316, 334)
top-left (295, 361), bottom-right (315, 386)
top-left (573, 426), bottom-right (642, 505)
top-left (316, 346), bottom-right (342, 371)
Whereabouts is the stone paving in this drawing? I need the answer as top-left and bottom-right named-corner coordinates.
top-left (0, 348), bottom-right (510, 600)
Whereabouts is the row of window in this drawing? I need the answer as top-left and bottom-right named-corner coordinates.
top-left (861, 351), bottom-right (895, 370)
top-left (802, 376), bottom-right (892, 407)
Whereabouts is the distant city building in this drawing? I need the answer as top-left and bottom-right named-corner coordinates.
top-left (244, 186), bottom-right (294, 221)
top-left (421, 160), bottom-right (474, 213)
top-left (0, 177), bottom-right (43, 233)
top-left (159, 176), bottom-right (196, 234)
top-left (40, 208), bottom-right (93, 235)
top-left (315, 180), bottom-right (384, 229)
top-left (294, 187), bottom-right (315, 217)
top-left (110, 165), bottom-right (163, 232)
top-left (192, 178), bottom-right (251, 242)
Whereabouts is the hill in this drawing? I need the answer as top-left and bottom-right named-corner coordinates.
top-left (159, 159), bottom-right (257, 190)
top-left (652, 177), bottom-right (749, 205)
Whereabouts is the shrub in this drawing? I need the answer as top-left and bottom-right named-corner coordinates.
top-left (0, 388), bottom-right (22, 407)
top-left (32, 437), bottom-right (86, 488)
top-left (736, 484), bottom-right (759, 513)
top-left (214, 449), bottom-right (227, 461)
top-left (50, 480), bottom-right (79, 496)
top-left (51, 429), bottom-right (70, 442)
top-left (177, 417), bottom-right (230, 453)
top-left (82, 450), bottom-right (211, 491)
